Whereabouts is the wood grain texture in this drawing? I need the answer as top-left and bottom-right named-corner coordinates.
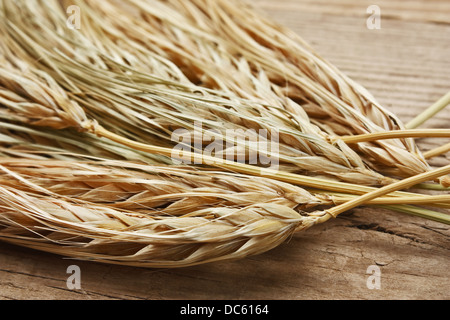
top-left (0, 0), bottom-right (449, 300)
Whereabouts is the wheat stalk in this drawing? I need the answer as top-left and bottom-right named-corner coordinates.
top-left (0, 0), bottom-right (440, 186)
top-left (0, 41), bottom-right (448, 215)
top-left (424, 143), bottom-right (450, 159)
top-left (103, 0), bottom-right (431, 179)
top-left (334, 130), bottom-right (450, 144)
top-left (0, 158), bottom-right (324, 212)
top-left (2, 156), bottom-right (449, 208)
top-left (2, 119), bottom-right (448, 210)
top-left (406, 91), bottom-right (450, 129)
top-left (0, 184), bottom-right (312, 268)
top-left (0, 119), bottom-right (170, 164)
top-left (326, 164), bottom-right (450, 218)
top-left (0, 0), bottom-right (448, 210)
top-left (0, 2), bottom-right (390, 187)
top-left (0, 157), bottom-right (448, 268)
top-left (0, 0), bottom-right (448, 268)
top-left (0, 158), bottom-right (330, 267)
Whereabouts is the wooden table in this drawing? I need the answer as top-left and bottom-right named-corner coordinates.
top-left (1, 0), bottom-right (449, 300)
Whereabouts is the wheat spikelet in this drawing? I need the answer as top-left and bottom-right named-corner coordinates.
top-left (2, 129), bottom-right (448, 206)
top-left (0, 158), bottom-right (325, 211)
top-left (0, 158), bottom-right (327, 267)
top-left (81, 0), bottom-right (430, 179)
top-left (1, 154), bottom-right (450, 267)
top-left (0, 119), bottom-right (170, 164)
top-left (0, 0), bottom-right (448, 268)
top-left (0, 48), bottom-right (390, 186)
top-left (0, 0), bottom-right (430, 186)
top-left (0, 0), bottom-right (447, 192)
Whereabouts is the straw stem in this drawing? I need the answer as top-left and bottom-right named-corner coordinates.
top-left (325, 164), bottom-right (450, 221)
top-left (423, 142), bottom-right (450, 159)
top-left (93, 124), bottom-right (419, 196)
top-left (334, 129), bottom-right (450, 144)
top-left (406, 91), bottom-right (450, 129)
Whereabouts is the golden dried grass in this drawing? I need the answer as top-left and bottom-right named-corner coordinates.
top-left (0, 158), bottom-right (327, 267)
top-left (0, 0), bottom-right (448, 268)
top-left (0, 156), bottom-right (449, 267)
top-left (0, 0), bottom-right (438, 185)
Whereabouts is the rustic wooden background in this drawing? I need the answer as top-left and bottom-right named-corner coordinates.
top-left (0, 0), bottom-right (449, 300)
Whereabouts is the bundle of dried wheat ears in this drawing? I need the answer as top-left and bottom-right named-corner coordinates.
top-left (0, 0), bottom-right (448, 268)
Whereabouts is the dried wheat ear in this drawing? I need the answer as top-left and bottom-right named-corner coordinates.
top-left (0, 158), bottom-right (330, 268)
top-left (0, 0), bottom-right (439, 186)
top-left (0, 0), bottom-right (449, 268)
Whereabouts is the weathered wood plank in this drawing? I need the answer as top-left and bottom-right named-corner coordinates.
top-left (255, 0), bottom-right (450, 24)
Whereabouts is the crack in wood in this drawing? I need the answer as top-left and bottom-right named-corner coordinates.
top-left (349, 223), bottom-right (427, 244)
top-left (0, 268), bottom-right (63, 282)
